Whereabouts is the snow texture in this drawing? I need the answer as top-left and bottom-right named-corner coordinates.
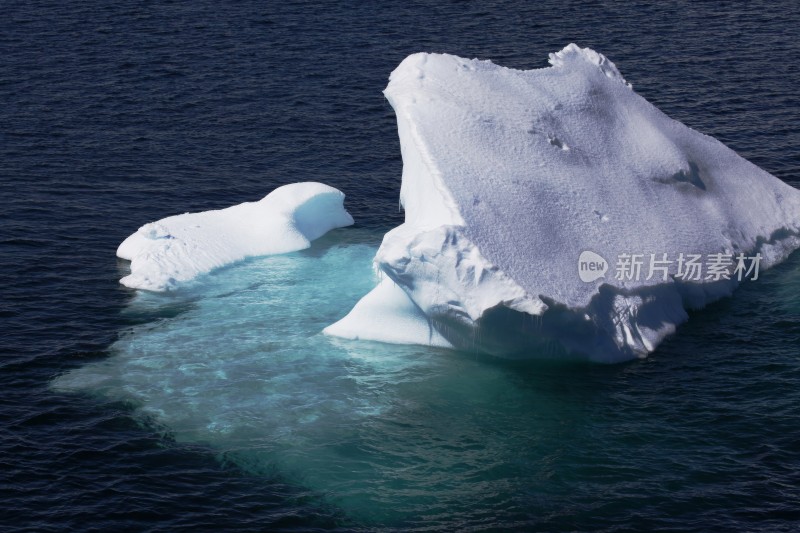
top-left (117, 182), bottom-right (354, 291)
top-left (329, 44), bottom-right (800, 362)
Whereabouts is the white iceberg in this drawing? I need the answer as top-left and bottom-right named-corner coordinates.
top-left (117, 182), bottom-right (354, 291)
top-left (328, 44), bottom-right (800, 362)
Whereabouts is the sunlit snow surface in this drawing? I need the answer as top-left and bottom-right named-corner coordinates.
top-left (116, 182), bottom-right (354, 291)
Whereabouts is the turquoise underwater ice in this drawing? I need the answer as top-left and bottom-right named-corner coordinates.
top-left (53, 226), bottom-right (800, 526)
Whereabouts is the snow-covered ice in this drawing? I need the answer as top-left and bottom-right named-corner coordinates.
top-left (323, 277), bottom-right (452, 348)
top-left (117, 182), bottom-right (354, 291)
top-left (328, 44), bottom-right (800, 362)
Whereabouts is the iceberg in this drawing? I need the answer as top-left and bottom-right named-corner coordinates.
top-left (117, 182), bottom-right (353, 291)
top-left (328, 44), bottom-right (800, 362)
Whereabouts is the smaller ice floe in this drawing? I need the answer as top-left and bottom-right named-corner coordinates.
top-left (117, 182), bottom-right (354, 291)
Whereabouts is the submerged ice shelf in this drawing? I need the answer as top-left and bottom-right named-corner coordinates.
top-left (63, 231), bottom-right (559, 524)
top-left (328, 44), bottom-right (800, 362)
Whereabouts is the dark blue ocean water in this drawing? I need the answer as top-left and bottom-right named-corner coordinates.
top-left (2, 1), bottom-right (800, 531)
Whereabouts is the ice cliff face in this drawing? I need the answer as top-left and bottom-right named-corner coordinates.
top-left (328, 44), bottom-right (800, 362)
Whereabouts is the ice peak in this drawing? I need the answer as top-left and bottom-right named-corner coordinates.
top-left (548, 43), bottom-right (631, 88)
